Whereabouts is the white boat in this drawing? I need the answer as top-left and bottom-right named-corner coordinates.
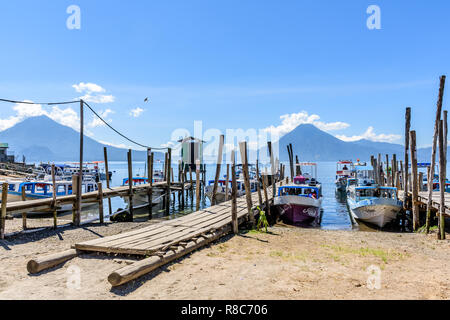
top-left (346, 185), bottom-right (402, 228)
top-left (335, 160), bottom-right (355, 192)
top-left (205, 177), bottom-right (258, 204)
top-left (121, 176), bottom-right (165, 207)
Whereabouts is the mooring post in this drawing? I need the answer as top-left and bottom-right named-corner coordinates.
top-left (166, 148), bottom-right (172, 215)
top-left (211, 135), bottom-right (225, 206)
top-left (403, 107), bottom-right (411, 231)
top-left (127, 149), bottom-right (134, 221)
top-left (287, 144), bottom-right (294, 179)
top-left (147, 149), bottom-right (153, 218)
top-left (410, 130), bottom-right (420, 231)
top-left (77, 99), bottom-right (84, 227)
top-left (262, 168), bottom-right (270, 218)
top-left (256, 160), bottom-right (263, 207)
top-left (0, 183), bottom-right (8, 239)
top-left (426, 76), bottom-right (446, 234)
top-left (103, 147), bottom-right (112, 217)
top-left (195, 159), bottom-right (201, 211)
top-left (71, 175), bottom-right (79, 225)
top-left (225, 164), bottom-right (230, 202)
top-left (51, 164), bottom-right (57, 229)
top-left (97, 181), bottom-right (104, 224)
top-left (438, 120), bottom-right (447, 240)
top-left (418, 172), bottom-right (424, 192)
top-left (268, 141), bottom-right (276, 200)
top-left (21, 186), bottom-right (26, 230)
top-left (179, 160), bottom-right (185, 210)
top-left (231, 151), bottom-right (238, 234)
top-left (239, 141), bottom-right (255, 226)
top-left (392, 154), bottom-right (397, 187)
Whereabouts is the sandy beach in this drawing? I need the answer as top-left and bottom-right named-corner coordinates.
top-left (0, 221), bottom-right (449, 300)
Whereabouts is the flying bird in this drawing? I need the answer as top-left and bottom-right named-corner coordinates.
top-left (144, 97), bottom-right (149, 103)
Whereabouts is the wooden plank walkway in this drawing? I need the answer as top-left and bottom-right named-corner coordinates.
top-left (5, 181), bottom-right (190, 215)
top-left (74, 185), bottom-right (276, 256)
top-left (399, 190), bottom-right (450, 216)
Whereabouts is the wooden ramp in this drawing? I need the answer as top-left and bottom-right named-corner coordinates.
top-left (74, 187), bottom-right (274, 256)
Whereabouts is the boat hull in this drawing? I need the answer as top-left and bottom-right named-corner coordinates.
top-left (274, 195), bottom-right (322, 227)
top-left (122, 191), bottom-right (164, 207)
top-left (347, 198), bottom-right (402, 228)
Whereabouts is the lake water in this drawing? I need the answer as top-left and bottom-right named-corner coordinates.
top-left (86, 161), bottom-right (357, 230)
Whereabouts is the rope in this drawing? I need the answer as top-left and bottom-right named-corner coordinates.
top-left (0, 98), bottom-right (80, 105)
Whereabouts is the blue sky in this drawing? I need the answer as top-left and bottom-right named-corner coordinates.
top-left (0, 0), bottom-right (449, 151)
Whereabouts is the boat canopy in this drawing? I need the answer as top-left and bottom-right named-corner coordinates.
top-left (278, 185), bottom-right (320, 197)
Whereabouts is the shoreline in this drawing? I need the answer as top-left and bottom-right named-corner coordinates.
top-left (0, 221), bottom-right (449, 300)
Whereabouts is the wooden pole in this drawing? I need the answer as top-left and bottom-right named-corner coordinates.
top-left (76, 99), bottom-right (84, 227)
top-left (147, 149), bottom-right (153, 218)
top-left (71, 175), bottom-right (79, 225)
top-left (97, 182), bottom-right (104, 223)
top-left (392, 154), bottom-right (397, 187)
top-left (180, 161), bottom-right (185, 210)
top-left (418, 172), bottom-right (424, 192)
top-left (231, 151), bottom-right (238, 234)
top-left (127, 149), bottom-right (134, 221)
top-left (256, 160), bottom-right (263, 206)
top-left (410, 130), bottom-right (420, 231)
top-left (426, 76), bottom-right (446, 233)
top-left (438, 120), bottom-right (446, 240)
top-left (403, 107), bottom-right (411, 231)
top-left (0, 183), bottom-right (8, 239)
top-left (51, 164), bottom-right (57, 229)
top-left (262, 169), bottom-right (270, 218)
top-left (268, 142), bottom-right (276, 199)
top-left (239, 141), bottom-right (255, 226)
top-left (211, 135), bottom-right (224, 206)
top-left (166, 148), bottom-right (172, 215)
top-left (103, 147), bottom-right (112, 217)
top-left (385, 154), bottom-right (390, 186)
top-left (225, 164), bottom-right (230, 202)
top-left (21, 186), bottom-right (26, 230)
top-left (287, 144), bottom-right (294, 179)
top-left (195, 159), bottom-right (201, 211)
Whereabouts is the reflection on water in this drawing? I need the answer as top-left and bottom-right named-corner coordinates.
top-left (69, 161), bottom-right (377, 231)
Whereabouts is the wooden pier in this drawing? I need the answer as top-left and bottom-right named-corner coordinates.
top-left (399, 190), bottom-right (450, 217)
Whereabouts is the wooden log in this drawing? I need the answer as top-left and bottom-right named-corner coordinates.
top-left (27, 249), bottom-right (78, 274)
top-left (410, 130), bottom-right (420, 231)
top-left (426, 76), bottom-right (445, 234)
top-left (98, 182), bottom-right (104, 224)
top-left (127, 149), bottom-right (134, 220)
top-left (21, 186), bottom-right (26, 230)
top-left (403, 107), bottom-right (411, 231)
top-left (438, 120), bottom-right (446, 240)
top-left (239, 141), bottom-right (255, 226)
top-left (51, 164), bottom-right (58, 229)
top-left (148, 149), bottom-right (153, 218)
top-left (0, 183), bottom-right (8, 239)
top-left (231, 151), bottom-right (238, 234)
top-left (107, 228), bottom-right (228, 287)
top-left (211, 135), bottom-right (224, 206)
top-left (195, 159), bottom-right (201, 211)
top-left (103, 147), bottom-right (112, 217)
top-left (225, 164), bottom-right (230, 202)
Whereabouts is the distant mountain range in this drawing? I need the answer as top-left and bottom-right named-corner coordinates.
top-left (0, 115), bottom-right (442, 164)
top-left (0, 116), bottom-right (165, 162)
top-left (277, 123), bottom-right (440, 162)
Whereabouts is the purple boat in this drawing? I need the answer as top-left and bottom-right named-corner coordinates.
top-left (274, 163), bottom-right (323, 227)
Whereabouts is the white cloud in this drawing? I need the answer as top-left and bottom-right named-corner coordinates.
top-left (73, 82), bottom-right (115, 104)
top-left (72, 82), bottom-right (105, 93)
top-left (336, 126), bottom-right (401, 143)
top-left (130, 107), bottom-right (144, 118)
top-left (0, 101), bottom-right (80, 131)
top-left (98, 140), bottom-right (135, 150)
top-left (88, 109), bottom-right (114, 128)
top-left (263, 111), bottom-right (350, 138)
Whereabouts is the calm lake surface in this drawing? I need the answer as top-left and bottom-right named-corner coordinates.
top-left (71, 161), bottom-right (358, 230)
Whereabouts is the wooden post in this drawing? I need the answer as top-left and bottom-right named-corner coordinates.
top-left (51, 164), bottom-right (57, 229)
top-left (0, 183), bottom-right (8, 239)
top-left (211, 135), bottom-right (224, 206)
top-left (21, 186), bottom-right (26, 230)
top-left (147, 149), bottom-right (153, 218)
top-left (166, 148), bottom-right (172, 215)
top-left (438, 120), bottom-right (447, 240)
top-left (268, 142), bottom-right (276, 199)
top-left (287, 144), bottom-right (294, 179)
top-left (385, 154), bottom-right (390, 186)
top-left (410, 130), bottom-right (420, 231)
top-left (392, 154), bottom-right (397, 187)
top-left (418, 172), bottom-right (424, 192)
top-left (195, 159), bottom-right (201, 211)
top-left (76, 99), bottom-right (84, 227)
top-left (127, 149), bottom-right (134, 220)
top-left (97, 182), bottom-right (104, 223)
top-left (262, 169), bottom-right (270, 218)
top-left (399, 161), bottom-right (404, 190)
top-left (239, 141), bottom-right (255, 226)
top-left (180, 161), bottom-right (185, 210)
top-left (256, 160), bottom-right (263, 206)
top-left (426, 76), bottom-right (446, 233)
top-left (71, 175), bottom-right (79, 225)
top-left (103, 147), bottom-right (112, 217)
top-left (231, 151), bottom-right (238, 234)
top-left (225, 164), bottom-right (230, 202)
top-left (403, 107), bottom-right (411, 231)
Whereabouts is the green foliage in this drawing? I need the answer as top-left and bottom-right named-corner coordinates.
top-left (256, 206), bottom-right (269, 233)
